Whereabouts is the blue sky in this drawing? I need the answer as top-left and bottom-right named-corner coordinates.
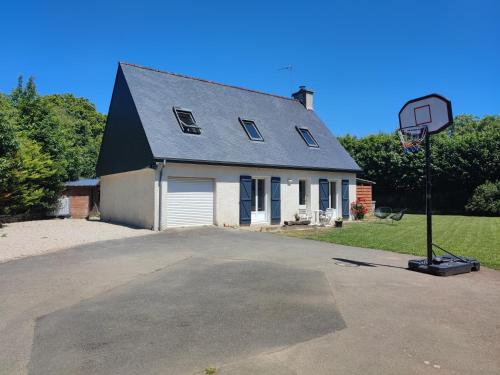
top-left (1, 0), bottom-right (498, 136)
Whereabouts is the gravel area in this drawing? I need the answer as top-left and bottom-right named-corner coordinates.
top-left (0, 219), bottom-right (153, 263)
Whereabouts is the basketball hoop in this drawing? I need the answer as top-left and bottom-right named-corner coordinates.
top-left (398, 125), bottom-right (427, 153)
top-left (398, 94), bottom-right (480, 276)
top-left (398, 93), bottom-right (451, 154)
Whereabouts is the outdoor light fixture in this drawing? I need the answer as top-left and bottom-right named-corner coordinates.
top-left (287, 178), bottom-right (293, 185)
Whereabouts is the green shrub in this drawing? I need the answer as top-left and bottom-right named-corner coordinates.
top-left (465, 181), bottom-right (500, 216)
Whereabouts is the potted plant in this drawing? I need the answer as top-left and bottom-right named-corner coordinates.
top-left (334, 217), bottom-right (343, 228)
top-left (294, 212), bottom-right (300, 221)
top-left (350, 199), bottom-right (368, 220)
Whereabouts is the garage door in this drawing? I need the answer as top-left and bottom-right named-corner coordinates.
top-left (166, 178), bottom-right (214, 228)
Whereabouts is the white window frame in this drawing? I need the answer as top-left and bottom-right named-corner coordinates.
top-left (298, 178), bottom-right (309, 209)
top-left (328, 179), bottom-right (340, 212)
top-left (251, 177), bottom-right (267, 211)
top-left (250, 177), bottom-right (269, 224)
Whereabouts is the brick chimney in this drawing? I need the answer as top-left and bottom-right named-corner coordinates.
top-left (292, 86), bottom-right (314, 110)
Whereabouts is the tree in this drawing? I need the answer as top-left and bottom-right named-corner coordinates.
top-left (10, 137), bottom-right (61, 214)
top-left (43, 94), bottom-right (106, 179)
top-left (1, 76), bottom-right (106, 216)
top-left (339, 115), bottom-right (500, 213)
top-left (11, 76), bottom-right (68, 174)
top-left (0, 95), bottom-right (20, 212)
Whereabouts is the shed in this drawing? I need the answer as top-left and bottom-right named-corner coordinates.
top-left (356, 178), bottom-right (376, 212)
top-left (62, 178), bottom-right (100, 219)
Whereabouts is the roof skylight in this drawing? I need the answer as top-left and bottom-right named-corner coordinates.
top-left (297, 127), bottom-right (319, 147)
top-left (240, 119), bottom-right (264, 141)
top-left (173, 107), bottom-right (201, 135)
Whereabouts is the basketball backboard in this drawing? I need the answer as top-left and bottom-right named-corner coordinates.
top-left (399, 94), bottom-right (453, 134)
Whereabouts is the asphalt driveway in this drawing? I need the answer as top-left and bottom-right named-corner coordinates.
top-left (1, 227), bottom-right (499, 374)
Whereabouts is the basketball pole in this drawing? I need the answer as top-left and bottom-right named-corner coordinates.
top-left (425, 130), bottom-right (433, 265)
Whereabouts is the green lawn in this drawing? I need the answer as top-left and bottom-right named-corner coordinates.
top-left (282, 215), bottom-right (500, 270)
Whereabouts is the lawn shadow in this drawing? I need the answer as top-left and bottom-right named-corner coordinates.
top-left (332, 257), bottom-right (406, 270)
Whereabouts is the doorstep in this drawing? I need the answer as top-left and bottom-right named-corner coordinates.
top-left (237, 224), bottom-right (282, 232)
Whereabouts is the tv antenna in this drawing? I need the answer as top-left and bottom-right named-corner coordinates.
top-left (278, 64), bottom-right (293, 93)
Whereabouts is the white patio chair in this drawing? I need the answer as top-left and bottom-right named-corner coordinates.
top-left (298, 208), bottom-right (312, 221)
top-left (320, 208), bottom-right (335, 226)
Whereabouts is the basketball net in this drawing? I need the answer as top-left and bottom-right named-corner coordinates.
top-left (398, 126), bottom-right (427, 154)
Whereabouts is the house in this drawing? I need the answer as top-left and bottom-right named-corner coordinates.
top-left (96, 62), bottom-right (361, 230)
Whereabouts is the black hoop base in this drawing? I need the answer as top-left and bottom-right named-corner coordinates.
top-left (408, 257), bottom-right (480, 277)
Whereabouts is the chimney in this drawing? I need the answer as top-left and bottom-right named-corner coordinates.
top-left (292, 86), bottom-right (314, 110)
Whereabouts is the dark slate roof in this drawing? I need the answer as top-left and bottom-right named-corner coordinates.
top-left (97, 62), bottom-right (361, 176)
top-left (65, 178), bottom-right (100, 187)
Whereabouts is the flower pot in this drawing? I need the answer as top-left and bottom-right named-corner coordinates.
top-left (334, 220), bottom-right (343, 228)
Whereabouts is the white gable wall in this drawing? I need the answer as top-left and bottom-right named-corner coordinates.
top-left (100, 168), bottom-right (156, 230)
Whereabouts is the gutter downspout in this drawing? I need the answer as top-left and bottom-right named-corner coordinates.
top-left (157, 160), bottom-right (166, 231)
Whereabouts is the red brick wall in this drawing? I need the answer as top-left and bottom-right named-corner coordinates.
top-left (356, 185), bottom-right (373, 211)
top-left (64, 187), bottom-right (90, 219)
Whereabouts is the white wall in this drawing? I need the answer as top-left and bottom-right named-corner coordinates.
top-left (158, 163), bottom-right (357, 228)
top-left (100, 168), bottom-right (156, 229)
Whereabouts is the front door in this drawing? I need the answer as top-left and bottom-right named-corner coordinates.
top-left (251, 178), bottom-right (266, 223)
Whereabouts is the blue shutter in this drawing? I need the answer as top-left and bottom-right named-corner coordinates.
top-left (319, 179), bottom-right (329, 211)
top-left (271, 177), bottom-right (281, 224)
top-left (240, 176), bottom-right (252, 225)
top-left (341, 179), bottom-right (350, 218)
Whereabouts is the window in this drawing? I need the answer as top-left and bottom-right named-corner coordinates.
top-left (299, 180), bottom-right (306, 206)
top-left (240, 119), bottom-right (264, 141)
top-left (257, 179), bottom-right (265, 211)
top-left (173, 107), bottom-right (201, 134)
top-left (296, 127), bottom-right (319, 147)
top-left (330, 181), bottom-right (336, 209)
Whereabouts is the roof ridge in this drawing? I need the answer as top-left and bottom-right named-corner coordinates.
top-left (119, 61), bottom-right (297, 102)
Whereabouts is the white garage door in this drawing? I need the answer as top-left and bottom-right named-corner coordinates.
top-left (167, 178), bottom-right (214, 228)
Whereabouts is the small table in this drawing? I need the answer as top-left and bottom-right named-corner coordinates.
top-left (312, 210), bottom-right (324, 225)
